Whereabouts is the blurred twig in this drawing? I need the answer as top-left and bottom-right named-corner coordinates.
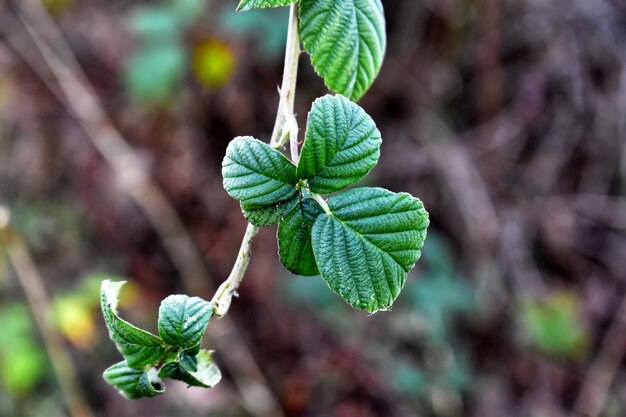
top-left (477, 0), bottom-right (503, 122)
top-left (0, 207), bottom-right (93, 417)
top-left (572, 293), bottom-right (626, 417)
top-left (415, 111), bottom-right (499, 265)
top-left (9, 6), bottom-right (209, 296)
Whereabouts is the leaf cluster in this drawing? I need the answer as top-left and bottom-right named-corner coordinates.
top-left (102, 0), bottom-right (430, 400)
top-left (100, 280), bottom-right (220, 399)
top-left (223, 95), bottom-right (429, 312)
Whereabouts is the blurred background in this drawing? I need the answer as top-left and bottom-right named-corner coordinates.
top-left (0, 0), bottom-right (625, 416)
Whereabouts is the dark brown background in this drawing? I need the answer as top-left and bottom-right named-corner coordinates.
top-left (1, 0), bottom-right (625, 416)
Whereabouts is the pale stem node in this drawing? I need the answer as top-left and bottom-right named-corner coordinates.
top-left (311, 193), bottom-right (332, 215)
top-left (211, 223), bottom-right (259, 317)
top-left (270, 3), bottom-right (301, 152)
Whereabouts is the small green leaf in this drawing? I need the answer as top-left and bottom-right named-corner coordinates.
top-left (311, 188), bottom-right (429, 312)
top-left (158, 350), bottom-right (222, 388)
top-left (157, 346), bottom-right (198, 385)
top-left (158, 359), bottom-right (196, 386)
top-left (103, 361), bottom-right (165, 400)
top-left (241, 193), bottom-right (300, 227)
top-left (184, 343), bottom-right (201, 356)
top-left (299, 0), bottom-right (386, 101)
top-left (278, 198), bottom-right (323, 276)
top-left (297, 95), bottom-right (381, 194)
top-left (236, 0), bottom-right (297, 12)
top-left (182, 350), bottom-right (222, 387)
top-left (100, 280), bottom-right (166, 368)
top-left (222, 136), bottom-right (298, 206)
top-left (158, 295), bottom-right (212, 348)
top-left (158, 361), bottom-right (192, 384)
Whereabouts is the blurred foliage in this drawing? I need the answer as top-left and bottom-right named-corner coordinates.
top-left (403, 232), bottom-right (475, 342)
top-left (282, 273), bottom-right (350, 328)
top-left (393, 360), bottom-right (428, 395)
top-left (124, 0), bottom-right (247, 106)
top-left (125, 0), bottom-right (209, 106)
top-left (125, 2), bottom-right (190, 105)
top-left (52, 276), bottom-right (103, 349)
top-left (391, 233), bottom-right (474, 407)
top-left (42, 0), bottom-right (74, 15)
top-left (130, 7), bottom-right (183, 40)
top-left (519, 292), bottom-right (589, 358)
top-left (10, 200), bottom-right (83, 254)
top-left (123, 0), bottom-right (290, 105)
top-left (125, 44), bottom-right (186, 105)
top-left (220, 6), bottom-right (288, 59)
top-left (392, 350), bottom-right (472, 399)
top-left (0, 303), bottom-right (48, 397)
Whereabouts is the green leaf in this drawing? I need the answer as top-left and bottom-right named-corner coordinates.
top-left (100, 280), bottom-right (166, 368)
top-left (297, 95), bottom-right (381, 194)
top-left (311, 188), bottom-right (429, 312)
top-left (237, 0), bottom-right (297, 12)
top-left (299, 0), bottom-right (386, 101)
top-left (222, 136), bottom-right (298, 206)
top-left (103, 361), bottom-right (165, 400)
top-left (158, 361), bottom-right (193, 385)
top-left (241, 193), bottom-right (300, 227)
top-left (181, 350), bottom-right (222, 387)
top-left (278, 198), bottom-right (323, 276)
top-left (159, 350), bottom-right (222, 388)
top-left (157, 354), bottom-right (197, 386)
top-left (158, 295), bottom-right (212, 348)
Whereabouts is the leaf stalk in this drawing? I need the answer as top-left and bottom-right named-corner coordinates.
top-left (311, 193), bottom-right (332, 215)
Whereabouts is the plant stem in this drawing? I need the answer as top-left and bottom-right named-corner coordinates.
top-left (311, 193), bottom-right (332, 215)
top-left (211, 223), bottom-right (259, 317)
top-left (212, 4), bottom-right (301, 317)
top-left (270, 3), bottom-right (301, 158)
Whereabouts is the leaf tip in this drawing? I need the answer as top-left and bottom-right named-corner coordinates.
top-left (101, 279), bottom-right (127, 313)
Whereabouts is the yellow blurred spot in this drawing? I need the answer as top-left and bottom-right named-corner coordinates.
top-left (54, 296), bottom-right (96, 350)
top-left (43, 0), bottom-right (74, 15)
top-left (117, 280), bottom-right (139, 307)
top-left (193, 39), bottom-right (236, 89)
